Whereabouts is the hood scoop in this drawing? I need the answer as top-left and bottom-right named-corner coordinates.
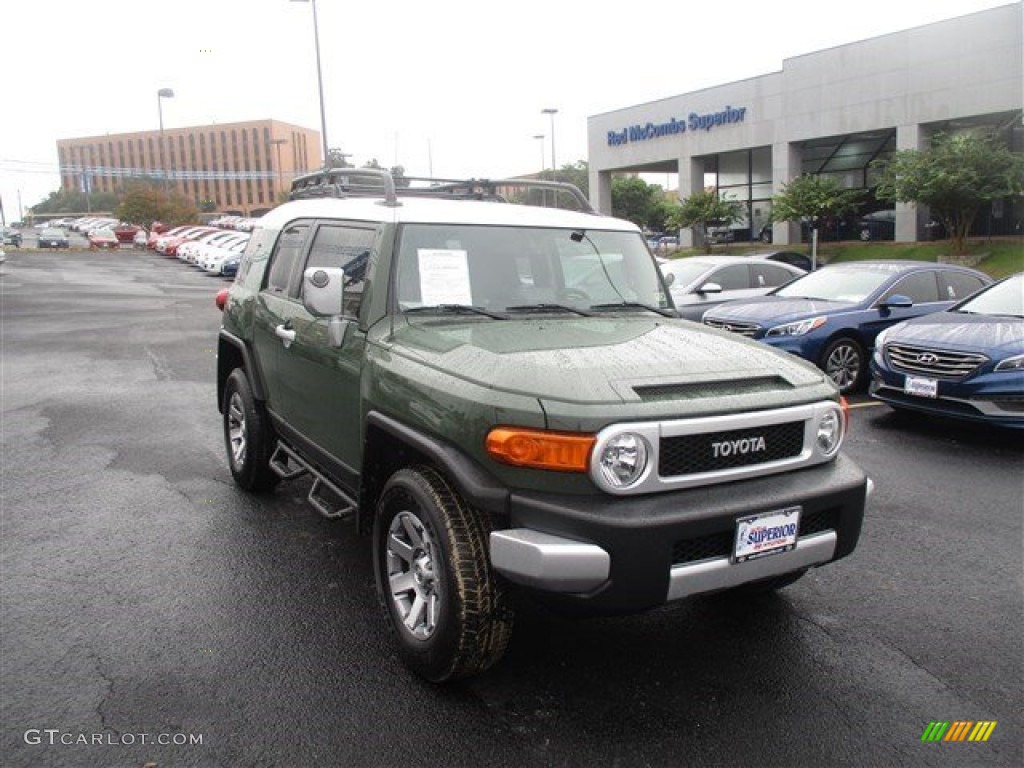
top-left (634, 376), bottom-right (793, 402)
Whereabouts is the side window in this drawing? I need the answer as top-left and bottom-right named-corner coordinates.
top-left (237, 227), bottom-right (276, 284)
top-left (751, 264), bottom-right (798, 288)
top-left (883, 271), bottom-right (939, 304)
top-left (302, 223), bottom-right (376, 316)
top-left (708, 264), bottom-right (751, 291)
top-left (265, 222), bottom-right (310, 295)
top-left (940, 271), bottom-right (987, 301)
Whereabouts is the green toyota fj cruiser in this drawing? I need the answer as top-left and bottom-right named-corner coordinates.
top-left (217, 170), bottom-right (870, 682)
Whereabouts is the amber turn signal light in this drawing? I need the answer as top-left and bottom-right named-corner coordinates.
top-left (485, 427), bottom-right (595, 472)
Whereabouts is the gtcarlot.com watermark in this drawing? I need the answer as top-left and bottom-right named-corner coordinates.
top-left (24, 729), bottom-right (204, 747)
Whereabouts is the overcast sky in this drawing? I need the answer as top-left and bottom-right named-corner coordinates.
top-left (0, 0), bottom-right (1014, 216)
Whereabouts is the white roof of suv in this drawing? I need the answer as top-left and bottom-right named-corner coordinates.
top-left (257, 196), bottom-right (639, 232)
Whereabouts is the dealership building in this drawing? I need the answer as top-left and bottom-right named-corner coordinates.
top-left (57, 119), bottom-right (322, 216)
top-left (587, 3), bottom-right (1023, 246)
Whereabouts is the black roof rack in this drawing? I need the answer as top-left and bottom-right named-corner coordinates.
top-left (288, 167), bottom-right (597, 214)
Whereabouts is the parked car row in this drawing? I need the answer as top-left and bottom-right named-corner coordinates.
top-left (697, 261), bottom-right (1023, 431)
top-left (151, 224), bottom-right (247, 278)
top-left (207, 214), bottom-right (260, 232)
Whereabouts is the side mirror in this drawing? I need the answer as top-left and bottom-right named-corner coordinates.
top-left (662, 271), bottom-right (675, 287)
top-left (697, 282), bottom-right (722, 295)
top-left (303, 267), bottom-right (351, 348)
top-left (879, 293), bottom-right (913, 309)
top-left (302, 267), bottom-right (346, 317)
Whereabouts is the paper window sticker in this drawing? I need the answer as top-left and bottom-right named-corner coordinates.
top-left (418, 248), bottom-right (473, 306)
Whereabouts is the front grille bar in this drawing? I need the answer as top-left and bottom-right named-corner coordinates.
top-left (886, 343), bottom-right (987, 379)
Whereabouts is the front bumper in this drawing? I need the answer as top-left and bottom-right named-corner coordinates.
top-left (489, 454), bottom-right (869, 615)
top-left (870, 364), bottom-right (1024, 428)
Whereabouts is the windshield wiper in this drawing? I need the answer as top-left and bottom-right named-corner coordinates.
top-left (506, 303), bottom-right (594, 317)
top-left (405, 304), bottom-right (508, 320)
top-left (589, 301), bottom-right (675, 317)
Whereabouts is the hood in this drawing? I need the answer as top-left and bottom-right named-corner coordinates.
top-left (704, 297), bottom-right (850, 325)
top-left (887, 311), bottom-right (1024, 355)
top-left (387, 316), bottom-right (825, 405)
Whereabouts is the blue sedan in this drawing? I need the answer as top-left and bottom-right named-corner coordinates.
top-left (702, 261), bottom-right (992, 394)
top-left (869, 273), bottom-right (1023, 428)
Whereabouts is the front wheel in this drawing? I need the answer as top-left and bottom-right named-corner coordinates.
top-left (373, 466), bottom-right (512, 682)
top-left (821, 337), bottom-right (866, 395)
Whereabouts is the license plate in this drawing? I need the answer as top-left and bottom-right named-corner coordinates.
top-left (733, 506), bottom-right (800, 563)
top-left (904, 375), bottom-right (938, 398)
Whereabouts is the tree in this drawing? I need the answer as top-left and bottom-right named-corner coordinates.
top-left (769, 175), bottom-right (862, 265)
top-left (114, 184), bottom-right (198, 226)
top-left (873, 131), bottom-right (1024, 255)
top-left (770, 174), bottom-right (862, 227)
top-left (551, 160), bottom-right (589, 198)
top-left (670, 188), bottom-right (744, 253)
top-left (611, 176), bottom-right (664, 230)
top-left (31, 187), bottom-right (119, 215)
top-left (325, 148), bottom-right (353, 168)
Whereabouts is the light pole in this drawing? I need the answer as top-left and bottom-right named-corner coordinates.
top-left (157, 87), bottom-right (175, 192)
top-left (270, 138), bottom-right (288, 199)
top-left (541, 108), bottom-right (558, 179)
top-left (533, 134), bottom-right (546, 206)
top-left (291, 0), bottom-right (330, 167)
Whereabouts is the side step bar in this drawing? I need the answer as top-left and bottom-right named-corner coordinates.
top-left (269, 443), bottom-right (356, 521)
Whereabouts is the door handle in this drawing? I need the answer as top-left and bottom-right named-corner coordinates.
top-left (275, 324), bottom-right (296, 348)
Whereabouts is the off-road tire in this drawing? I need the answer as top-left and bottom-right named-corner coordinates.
top-left (821, 337), bottom-right (866, 395)
top-left (373, 466), bottom-right (513, 682)
top-left (223, 369), bottom-right (279, 492)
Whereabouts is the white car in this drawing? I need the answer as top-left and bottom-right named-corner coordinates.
top-left (184, 231), bottom-right (247, 265)
top-left (133, 229), bottom-right (149, 248)
top-left (177, 230), bottom-right (234, 263)
top-left (201, 236), bottom-right (249, 273)
top-left (659, 255), bottom-right (806, 321)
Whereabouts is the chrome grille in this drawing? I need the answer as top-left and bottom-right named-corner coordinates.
top-left (703, 318), bottom-right (760, 337)
top-left (886, 343), bottom-right (988, 379)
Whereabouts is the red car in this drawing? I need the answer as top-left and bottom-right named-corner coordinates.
top-left (148, 225), bottom-right (194, 250)
top-left (159, 227), bottom-right (219, 257)
top-left (88, 227), bottom-right (120, 250)
top-left (113, 224), bottom-right (143, 243)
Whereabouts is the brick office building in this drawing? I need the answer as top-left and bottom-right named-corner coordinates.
top-left (57, 119), bottom-right (322, 215)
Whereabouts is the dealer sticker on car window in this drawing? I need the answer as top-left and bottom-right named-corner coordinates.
top-left (734, 506), bottom-right (801, 563)
top-left (904, 375), bottom-right (938, 398)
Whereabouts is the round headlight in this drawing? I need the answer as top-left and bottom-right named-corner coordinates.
top-left (816, 409), bottom-right (844, 456)
top-left (597, 432), bottom-right (649, 489)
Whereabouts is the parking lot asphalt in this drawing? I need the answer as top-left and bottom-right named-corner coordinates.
top-left (2, 249), bottom-right (1021, 768)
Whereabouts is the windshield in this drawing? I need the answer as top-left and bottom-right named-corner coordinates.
top-left (395, 224), bottom-right (668, 314)
top-left (775, 267), bottom-right (893, 303)
top-left (955, 273), bottom-right (1023, 317)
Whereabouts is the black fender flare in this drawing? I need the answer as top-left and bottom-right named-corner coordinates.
top-left (360, 411), bottom-right (510, 531)
top-left (217, 329), bottom-right (267, 411)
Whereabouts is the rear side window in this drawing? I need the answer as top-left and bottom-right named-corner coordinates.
top-left (708, 264), bottom-right (750, 291)
top-left (301, 223), bottom-right (377, 316)
top-left (265, 223), bottom-right (310, 295)
top-left (940, 271), bottom-right (987, 301)
top-left (884, 271), bottom-right (939, 304)
top-left (751, 263), bottom-right (798, 288)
